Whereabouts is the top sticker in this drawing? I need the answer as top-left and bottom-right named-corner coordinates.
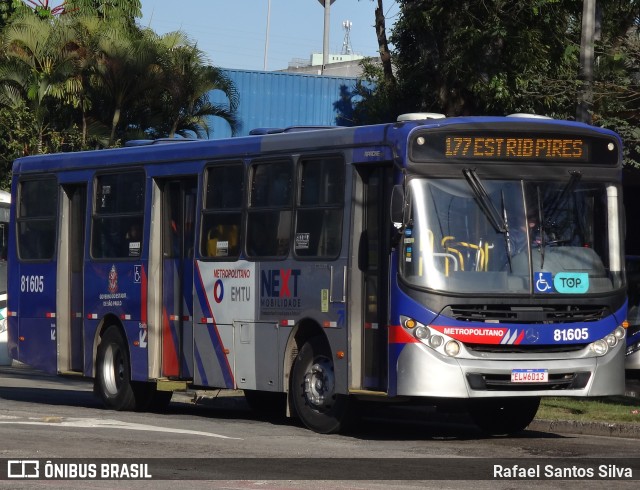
top-left (554, 272), bottom-right (589, 294)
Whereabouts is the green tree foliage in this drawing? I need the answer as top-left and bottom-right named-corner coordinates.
top-left (353, 0), bottom-right (640, 167)
top-left (88, 24), bottom-right (163, 145)
top-left (0, 1), bottom-right (21, 29)
top-left (0, 104), bottom-right (83, 187)
top-left (0, 13), bottom-right (82, 151)
top-left (0, 3), bottom-right (240, 189)
top-left (390, 0), bottom-right (583, 117)
top-left (591, 2), bottom-right (640, 167)
top-left (151, 34), bottom-right (240, 139)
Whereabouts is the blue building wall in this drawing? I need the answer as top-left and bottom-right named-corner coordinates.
top-left (207, 69), bottom-right (360, 139)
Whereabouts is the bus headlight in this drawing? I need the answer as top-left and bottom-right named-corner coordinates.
top-left (604, 326), bottom-right (625, 348)
top-left (445, 340), bottom-right (461, 357)
top-left (614, 326), bottom-right (626, 340)
top-left (414, 326), bottom-right (429, 340)
top-left (591, 339), bottom-right (609, 356)
top-left (428, 335), bottom-right (443, 348)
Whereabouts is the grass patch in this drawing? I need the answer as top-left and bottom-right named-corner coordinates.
top-left (536, 396), bottom-right (640, 424)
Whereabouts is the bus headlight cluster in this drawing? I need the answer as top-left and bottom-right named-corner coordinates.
top-left (590, 326), bottom-right (626, 356)
top-left (414, 325), bottom-right (429, 340)
top-left (428, 335), bottom-right (443, 348)
top-left (401, 316), bottom-right (459, 357)
top-left (445, 340), bottom-right (461, 357)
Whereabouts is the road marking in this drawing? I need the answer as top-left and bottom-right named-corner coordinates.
top-left (0, 417), bottom-right (242, 440)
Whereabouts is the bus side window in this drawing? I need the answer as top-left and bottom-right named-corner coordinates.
top-left (91, 172), bottom-right (145, 259)
top-left (200, 163), bottom-right (244, 259)
top-left (246, 160), bottom-right (292, 259)
top-left (17, 178), bottom-right (58, 261)
top-left (294, 156), bottom-right (344, 259)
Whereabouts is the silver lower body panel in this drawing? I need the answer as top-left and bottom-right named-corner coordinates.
top-left (395, 341), bottom-right (625, 398)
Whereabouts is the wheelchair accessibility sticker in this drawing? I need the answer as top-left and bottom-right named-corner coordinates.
top-left (535, 272), bottom-right (554, 293)
top-left (535, 272), bottom-right (589, 294)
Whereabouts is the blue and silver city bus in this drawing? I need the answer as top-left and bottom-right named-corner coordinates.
top-left (7, 114), bottom-right (628, 434)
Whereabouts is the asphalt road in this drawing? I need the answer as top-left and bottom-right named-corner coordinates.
top-left (1, 363), bottom-right (640, 489)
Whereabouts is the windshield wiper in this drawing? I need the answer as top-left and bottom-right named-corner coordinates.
top-left (537, 171), bottom-right (581, 269)
top-left (462, 168), bottom-right (507, 234)
top-left (502, 190), bottom-right (513, 272)
top-left (462, 169), bottom-right (512, 271)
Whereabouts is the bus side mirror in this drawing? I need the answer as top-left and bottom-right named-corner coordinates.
top-left (391, 185), bottom-right (405, 225)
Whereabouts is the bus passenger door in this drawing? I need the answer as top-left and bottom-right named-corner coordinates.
top-left (161, 178), bottom-right (197, 379)
top-left (353, 166), bottom-right (391, 391)
top-left (58, 184), bottom-right (86, 373)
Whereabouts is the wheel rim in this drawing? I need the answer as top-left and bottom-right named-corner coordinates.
top-left (303, 357), bottom-right (335, 410)
top-left (101, 343), bottom-right (124, 396)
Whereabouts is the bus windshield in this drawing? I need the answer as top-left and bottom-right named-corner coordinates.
top-left (399, 177), bottom-right (623, 295)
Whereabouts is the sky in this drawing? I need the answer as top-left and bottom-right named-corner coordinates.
top-left (139, 0), bottom-right (400, 71)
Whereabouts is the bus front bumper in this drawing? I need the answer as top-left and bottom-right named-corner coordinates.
top-left (395, 341), bottom-right (626, 398)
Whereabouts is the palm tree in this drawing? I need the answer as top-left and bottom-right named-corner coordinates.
top-left (156, 36), bottom-right (240, 139)
top-left (0, 13), bottom-right (81, 152)
top-left (89, 25), bottom-right (162, 145)
top-left (68, 14), bottom-right (107, 145)
top-left (65, 0), bottom-right (141, 22)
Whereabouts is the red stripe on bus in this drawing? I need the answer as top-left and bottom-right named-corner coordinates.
top-left (388, 325), bottom-right (419, 344)
top-left (162, 307), bottom-right (179, 377)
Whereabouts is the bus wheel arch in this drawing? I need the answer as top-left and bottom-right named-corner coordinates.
top-left (286, 321), bottom-right (353, 434)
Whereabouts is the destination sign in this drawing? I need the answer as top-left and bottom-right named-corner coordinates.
top-left (410, 131), bottom-right (618, 165)
top-left (445, 136), bottom-right (587, 161)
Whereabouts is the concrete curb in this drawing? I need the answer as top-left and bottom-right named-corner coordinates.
top-left (529, 418), bottom-right (640, 439)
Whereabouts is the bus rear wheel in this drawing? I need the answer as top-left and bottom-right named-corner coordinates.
top-left (290, 336), bottom-right (352, 434)
top-left (95, 326), bottom-right (137, 411)
top-left (468, 397), bottom-right (540, 436)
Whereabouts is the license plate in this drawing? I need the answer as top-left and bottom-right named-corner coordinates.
top-left (511, 369), bottom-right (548, 383)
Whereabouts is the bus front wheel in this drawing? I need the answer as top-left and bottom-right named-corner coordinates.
top-left (468, 396), bottom-right (541, 436)
top-left (95, 326), bottom-right (137, 411)
top-left (290, 336), bottom-right (352, 434)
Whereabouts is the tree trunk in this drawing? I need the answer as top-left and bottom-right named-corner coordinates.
top-left (375, 0), bottom-right (396, 87)
top-left (110, 106), bottom-right (121, 147)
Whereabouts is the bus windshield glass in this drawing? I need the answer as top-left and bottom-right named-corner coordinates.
top-left (399, 177), bottom-right (623, 295)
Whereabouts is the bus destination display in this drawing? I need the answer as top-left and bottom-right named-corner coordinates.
top-left (446, 136), bottom-right (587, 161)
top-left (411, 131), bottom-right (618, 165)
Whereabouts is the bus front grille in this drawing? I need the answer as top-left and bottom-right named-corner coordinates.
top-left (444, 304), bottom-right (608, 324)
top-left (466, 343), bottom-right (588, 354)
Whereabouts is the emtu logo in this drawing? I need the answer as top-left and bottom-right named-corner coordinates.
top-left (261, 269), bottom-right (301, 297)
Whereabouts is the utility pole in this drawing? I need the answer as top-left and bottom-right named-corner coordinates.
top-left (264, 0), bottom-right (271, 71)
top-left (577, 0), bottom-right (596, 124)
top-left (318, 0), bottom-right (337, 75)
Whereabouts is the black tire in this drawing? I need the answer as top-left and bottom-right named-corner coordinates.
top-left (469, 397), bottom-right (541, 436)
top-left (290, 336), bottom-right (352, 434)
top-left (244, 390), bottom-right (287, 418)
top-left (94, 326), bottom-right (137, 411)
